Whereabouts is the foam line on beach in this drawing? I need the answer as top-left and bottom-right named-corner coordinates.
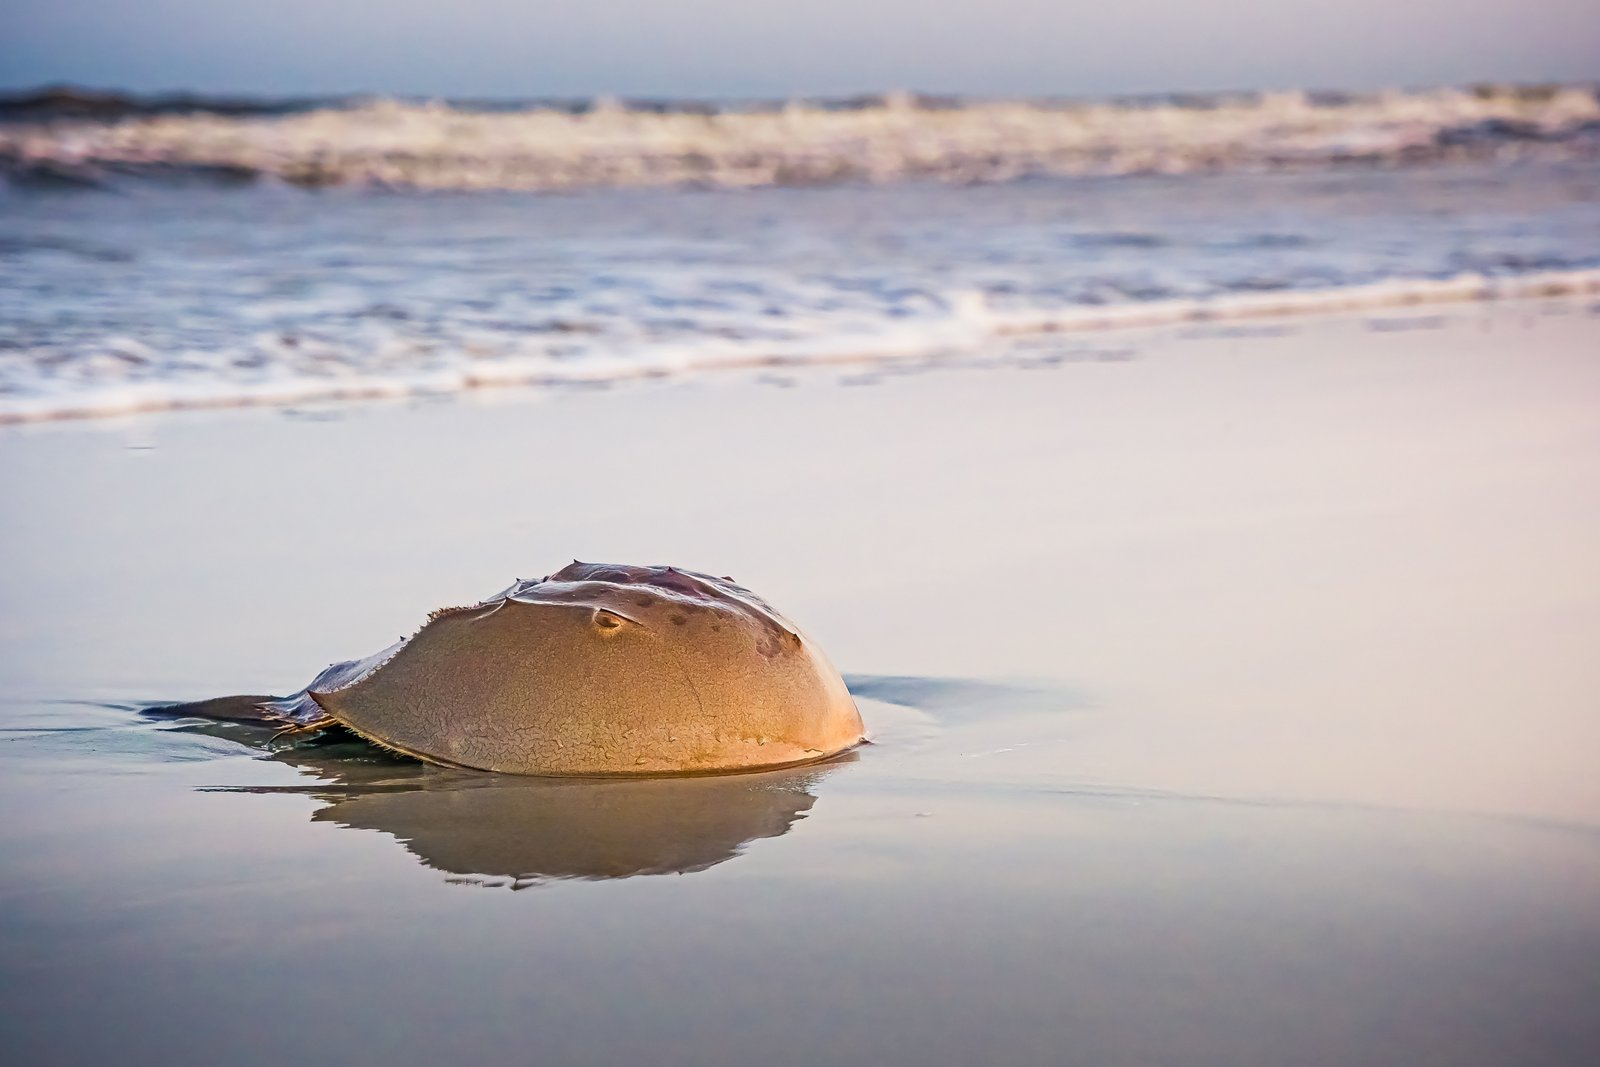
top-left (3, 268), bottom-right (1597, 425)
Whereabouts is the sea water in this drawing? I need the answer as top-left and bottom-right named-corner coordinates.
top-left (2, 85), bottom-right (1599, 420)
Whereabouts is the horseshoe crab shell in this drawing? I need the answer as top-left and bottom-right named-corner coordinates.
top-left (207, 562), bottom-right (865, 776)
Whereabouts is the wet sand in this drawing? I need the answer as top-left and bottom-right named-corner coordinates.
top-left (2, 301), bottom-right (1598, 1065)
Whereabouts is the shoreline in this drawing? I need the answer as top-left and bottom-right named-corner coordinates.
top-left (4, 267), bottom-right (1598, 427)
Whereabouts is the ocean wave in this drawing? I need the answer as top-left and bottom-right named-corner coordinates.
top-left (4, 268), bottom-right (1595, 425)
top-left (3, 83), bottom-right (1597, 193)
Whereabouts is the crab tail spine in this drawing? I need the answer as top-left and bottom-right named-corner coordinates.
top-left (143, 695), bottom-right (281, 723)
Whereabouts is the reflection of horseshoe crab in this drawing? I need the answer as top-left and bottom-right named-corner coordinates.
top-left (182, 725), bottom-right (856, 888)
top-left (152, 675), bottom-right (1067, 888)
top-left (314, 760), bottom-right (850, 887)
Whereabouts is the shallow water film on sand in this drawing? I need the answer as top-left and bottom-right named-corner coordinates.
top-left (3, 81), bottom-right (1600, 1065)
top-left (3, 305), bottom-right (1600, 1065)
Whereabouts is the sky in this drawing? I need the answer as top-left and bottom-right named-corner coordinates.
top-left (2, 0), bottom-right (1597, 100)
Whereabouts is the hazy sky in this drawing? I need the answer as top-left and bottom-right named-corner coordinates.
top-left (3, 0), bottom-right (1597, 99)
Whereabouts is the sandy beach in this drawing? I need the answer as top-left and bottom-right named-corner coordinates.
top-left (2, 298), bottom-right (1598, 1065)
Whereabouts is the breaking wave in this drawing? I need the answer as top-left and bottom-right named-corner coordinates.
top-left (3, 83), bottom-right (1597, 193)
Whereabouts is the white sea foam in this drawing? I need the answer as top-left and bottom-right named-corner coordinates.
top-left (4, 149), bottom-right (1596, 424)
top-left (3, 84), bottom-right (1597, 192)
top-left (3, 268), bottom-right (1595, 425)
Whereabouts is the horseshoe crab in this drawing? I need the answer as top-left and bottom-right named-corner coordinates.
top-left (159, 562), bottom-right (865, 776)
